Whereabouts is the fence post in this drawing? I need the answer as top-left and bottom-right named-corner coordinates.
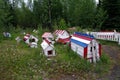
top-left (118, 34), bottom-right (120, 45)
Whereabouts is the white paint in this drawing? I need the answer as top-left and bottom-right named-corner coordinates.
top-left (30, 42), bottom-right (37, 48)
top-left (72, 36), bottom-right (91, 44)
top-left (92, 42), bottom-right (96, 63)
top-left (55, 30), bottom-right (70, 42)
top-left (71, 36), bottom-right (100, 63)
top-left (44, 46), bottom-right (55, 57)
top-left (71, 42), bottom-right (84, 57)
top-left (3, 32), bottom-right (11, 37)
top-left (91, 31), bottom-right (120, 45)
top-left (30, 35), bottom-right (38, 43)
top-left (42, 32), bottom-right (54, 40)
top-left (41, 40), bottom-right (55, 57)
top-left (15, 36), bottom-right (21, 43)
top-left (87, 44), bottom-right (92, 58)
top-left (25, 38), bottom-right (30, 44)
top-left (41, 40), bottom-right (49, 50)
top-left (119, 35), bottom-right (120, 45)
top-left (57, 34), bottom-right (69, 39)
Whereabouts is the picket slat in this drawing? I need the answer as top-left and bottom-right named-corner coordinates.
top-left (90, 32), bottom-right (120, 45)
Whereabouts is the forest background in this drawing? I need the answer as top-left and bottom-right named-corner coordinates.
top-left (0, 0), bottom-right (120, 31)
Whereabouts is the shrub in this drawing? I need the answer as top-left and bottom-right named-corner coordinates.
top-left (58, 19), bottom-right (67, 30)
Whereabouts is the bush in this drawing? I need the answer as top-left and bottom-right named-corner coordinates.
top-left (58, 19), bottom-right (67, 30)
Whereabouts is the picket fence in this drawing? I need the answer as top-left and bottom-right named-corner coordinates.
top-left (90, 32), bottom-right (120, 45)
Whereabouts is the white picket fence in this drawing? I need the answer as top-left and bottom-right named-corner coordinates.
top-left (90, 32), bottom-right (120, 45)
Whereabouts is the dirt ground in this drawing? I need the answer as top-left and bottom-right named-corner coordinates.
top-left (100, 45), bottom-right (120, 80)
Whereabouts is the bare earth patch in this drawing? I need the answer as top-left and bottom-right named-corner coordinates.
top-left (100, 45), bottom-right (120, 80)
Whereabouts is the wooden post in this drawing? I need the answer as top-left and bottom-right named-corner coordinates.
top-left (119, 34), bottom-right (120, 45)
top-left (92, 41), bottom-right (96, 63)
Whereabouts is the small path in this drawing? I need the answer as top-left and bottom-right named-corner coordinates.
top-left (101, 45), bottom-right (120, 80)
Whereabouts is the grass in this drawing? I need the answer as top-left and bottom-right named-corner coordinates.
top-left (98, 39), bottom-right (119, 46)
top-left (0, 28), bottom-right (113, 80)
top-left (94, 53), bottom-right (111, 76)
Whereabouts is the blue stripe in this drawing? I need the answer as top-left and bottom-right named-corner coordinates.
top-left (74, 32), bottom-right (94, 39)
top-left (70, 39), bottom-right (88, 48)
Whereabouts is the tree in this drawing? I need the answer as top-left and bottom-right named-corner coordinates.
top-left (94, 8), bottom-right (108, 31)
top-left (101, 0), bottom-right (120, 30)
top-left (16, 2), bottom-right (35, 28)
top-left (1, 0), bottom-right (113, 31)
top-left (33, 0), bottom-right (63, 29)
top-left (33, 0), bottom-right (49, 28)
top-left (0, 0), bottom-right (14, 31)
top-left (66, 0), bottom-right (96, 28)
top-left (0, 0), bottom-right (5, 27)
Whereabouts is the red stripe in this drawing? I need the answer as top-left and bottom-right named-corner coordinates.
top-left (57, 37), bottom-right (71, 44)
top-left (54, 30), bottom-right (58, 34)
top-left (61, 30), bottom-right (65, 35)
top-left (45, 39), bottom-right (51, 45)
top-left (59, 30), bottom-right (63, 34)
top-left (56, 30), bottom-right (61, 35)
top-left (99, 44), bottom-right (101, 56)
top-left (73, 34), bottom-right (92, 41)
top-left (84, 47), bottom-right (87, 59)
top-left (55, 30), bottom-right (58, 34)
top-left (54, 30), bottom-right (65, 35)
top-left (58, 30), bottom-right (61, 34)
top-left (87, 57), bottom-right (93, 59)
top-left (57, 30), bottom-right (60, 34)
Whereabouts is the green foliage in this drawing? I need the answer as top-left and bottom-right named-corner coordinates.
top-left (94, 8), bottom-right (108, 31)
top-left (33, 0), bottom-right (64, 29)
top-left (101, 0), bottom-right (120, 30)
top-left (0, 32), bottom-right (3, 43)
top-left (54, 44), bottom-right (92, 72)
top-left (58, 19), bottom-right (67, 30)
top-left (100, 53), bottom-right (110, 64)
top-left (0, 0), bottom-right (120, 31)
top-left (53, 22), bottom-right (59, 30)
top-left (94, 53), bottom-right (111, 76)
top-left (37, 24), bottom-right (43, 35)
top-left (98, 39), bottom-right (118, 46)
top-left (0, 0), bottom-right (17, 31)
top-left (66, 0), bottom-right (96, 28)
top-left (16, 2), bottom-right (35, 28)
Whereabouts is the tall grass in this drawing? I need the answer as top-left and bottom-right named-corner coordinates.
top-left (54, 44), bottom-right (92, 73)
top-left (0, 27), bottom-right (112, 80)
top-left (94, 53), bottom-right (111, 76)
top-left (98, 39), bottom-right (118, 46)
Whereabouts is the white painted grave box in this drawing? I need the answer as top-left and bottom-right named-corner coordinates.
top-left (54, 30), bottom-right (71, 44)
top-left (41, 39), bottom-right (55, 57)
top-left (70, 32), bottom-right (101, 63)
top-left (42, 32), bottom-right (54, 40)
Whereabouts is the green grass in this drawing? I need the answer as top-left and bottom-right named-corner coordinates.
top-left (0, 40), bottom-right (45, 80)
top-left (94, 53), bottom-right (111, 76)
top-left (98, 39), bottom-right (118, 46)
top-left (0, 28), bottom-right (112, 80)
